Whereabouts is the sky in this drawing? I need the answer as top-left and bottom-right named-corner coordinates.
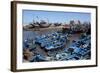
top-left (22, 10), bottom-right (91, 25)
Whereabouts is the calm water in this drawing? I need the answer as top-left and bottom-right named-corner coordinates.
top-left (23, 30), bottom-right (38, 41)
top-left (23, 30), bottom-right (57, 41)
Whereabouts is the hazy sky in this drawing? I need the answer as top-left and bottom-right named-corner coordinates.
top-left (22, 10), bottom-right (91, 25)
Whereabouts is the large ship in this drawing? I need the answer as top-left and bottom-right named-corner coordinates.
top-left (29, 17), bottom-right (52, 28)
